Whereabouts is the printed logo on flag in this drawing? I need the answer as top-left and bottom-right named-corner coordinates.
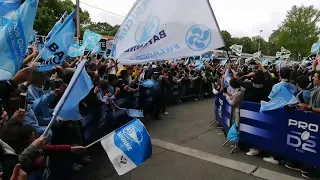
top-left (185, 24), bottom-right (211, 51)
top-left (123, 125), bottom-right (143, 145)
top-left (134, 16), bottom-right (160, 44)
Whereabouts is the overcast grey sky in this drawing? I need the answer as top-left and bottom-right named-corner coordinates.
top-left (72, 0), bottom-right (320, 40)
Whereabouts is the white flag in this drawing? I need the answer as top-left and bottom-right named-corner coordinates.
top-left (230, 44), bottom-right (243, 57)
top-left (253, 51), bottom-right (263, 60)
top-left (111, 0), bottom-right (224, 64)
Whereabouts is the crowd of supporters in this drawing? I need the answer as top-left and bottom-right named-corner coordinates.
top-left (1, 44), bottom-right (320, 179)
top-left (210, 58), bottom-right (320, 179)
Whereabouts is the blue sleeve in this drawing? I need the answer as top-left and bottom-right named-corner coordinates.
top-left (24, 108), bottom-right (52, 136)
top-left (31, 91), bottom-right (56, 113)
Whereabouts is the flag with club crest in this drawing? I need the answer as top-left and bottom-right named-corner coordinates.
top-left (260, 86), bottom-right (298, 112)
top-left (110, 0), bottom-right (224, 64)
top-left (82, 29), bottom-right (102, 51)
top-left (67, 43), bottom-right (85, 57)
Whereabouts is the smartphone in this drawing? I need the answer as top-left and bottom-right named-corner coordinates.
top-left (19, 93), bottom-right (27, 111)
top-left (1, 154), bottom-right (18, 180)
top-left (54, 80), bottom-right (60, 91)
top-left (0, 99), bottom-right (3, 117)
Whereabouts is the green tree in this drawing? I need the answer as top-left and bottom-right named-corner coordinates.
top-left (269, 5), bottom-right (320, 60)
top-left (34, 0), bottom-right (91, 35)
top-left (221, 30), bottom-right (232, 48)
top-left (87, 23), bottom-right (119, 36)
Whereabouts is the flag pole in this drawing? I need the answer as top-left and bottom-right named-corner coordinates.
top-left (205, 0), bottom-right (231, 61)
top-left (42, 60), bottom-right (87, 136)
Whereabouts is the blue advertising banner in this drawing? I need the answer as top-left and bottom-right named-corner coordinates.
top-left (286, 110), bottom-right (320, 167)
top-left (237, 101), bottom-right (320, 168)
top-left (239, 101), bottom-right (288, 155)
top-left (214, 94), bottom-right (231, 132)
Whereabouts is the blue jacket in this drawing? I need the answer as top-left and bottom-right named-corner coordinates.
top-left (24, 105), bottom-right (52, 136)
top-left (27, 85), bottom-right (56, 126)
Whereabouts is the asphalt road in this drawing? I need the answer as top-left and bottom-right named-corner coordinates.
top-left (73, 98), bottom-right (303, 180)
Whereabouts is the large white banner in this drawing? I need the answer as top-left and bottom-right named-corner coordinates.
top-left (111, 0), bottom-right (224, 64)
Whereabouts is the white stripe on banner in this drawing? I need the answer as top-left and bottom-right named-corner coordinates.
top-left (240, 109), bottom-right (274, 124)
top-left (239, 123), bottom-right (272, 140)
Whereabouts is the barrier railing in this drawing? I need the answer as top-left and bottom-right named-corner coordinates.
top-left (214, 93), bottom-right (232, 131)
top-left (214, 93), bottom-right (320, 168)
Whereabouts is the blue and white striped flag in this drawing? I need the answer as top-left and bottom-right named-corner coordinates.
top-left (0, 0), bottom-right (38, 80)
top-left (260, 86), bottom-right (298, 112)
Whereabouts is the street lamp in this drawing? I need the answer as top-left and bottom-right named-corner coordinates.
top-left (258, 30), bottom-right (263, 52)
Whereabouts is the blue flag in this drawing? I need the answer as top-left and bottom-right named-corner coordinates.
top-left (0, 0), bottom-right (38, 80)
top-left (37, 10), bottom-right (76, 72)
top-left (260, 86), bottom-right (298, 112)
top-left (100, 119), bottom-right (152, 175)
top-left (45, 11), bottom-right (68, 42)
top-left (0, 0), bottom-right (21, 28)
top-left (102, 49), bottom-right (108, 59)
top-left (54, 60), bottom-right (93, 121)
top-left (68, 43), bottom-right (85, 57)
top-left (83, 29), bottom-right (102, 51)
top-left (91, 43), bottom-right (101, 55)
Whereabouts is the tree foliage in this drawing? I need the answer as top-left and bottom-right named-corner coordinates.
top-left (221, 5), bottom-right (320, 59)
top-left (34, 0), bottom-right (119, 37)
top-left (269, 5), bottom-right (320, 59)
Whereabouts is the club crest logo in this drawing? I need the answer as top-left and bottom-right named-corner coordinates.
top-left (123, 125), bottom-right (143, 145)
top-left (135, 16), bottom-right (160, 44)
top-left (185, 24), bottom-right (211, 51)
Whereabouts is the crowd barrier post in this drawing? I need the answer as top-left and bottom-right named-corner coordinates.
top-left (214, 93), bottom-right (232, 132)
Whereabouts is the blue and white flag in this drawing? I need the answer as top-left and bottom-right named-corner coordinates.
top-left (68, 43), bottom-right (85, 57)
top-left (202, 52), bottom-right (212, 60)
top-left (260, 86), bottom-right (298, 112)
top-left (37, 10), bottom-right (76, 72)
top-left (100, 119), bottom-right (152, 175)
top-left (111, 0), bottom-right (224, 65)
top-left (102, 49), bottom-right (108, 59)
top-left (194, 60), bottom-right (204, 69)
top-left (311, 41), bottom-right (320, 54)
top-left (46, 11), bottom-right (68, 42)
top-left (91, 43), bottom-right (101, 55)
top-left (220, 59), bottom-right (228, 66)
top-left (0, 0), bottom-right (21, 28)
top-left (54, 60), bottom-right (93, 120)
top-left (82, 29), bottom-right (102, 51)
top-left (0, 0), bottom-right (38, 80)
